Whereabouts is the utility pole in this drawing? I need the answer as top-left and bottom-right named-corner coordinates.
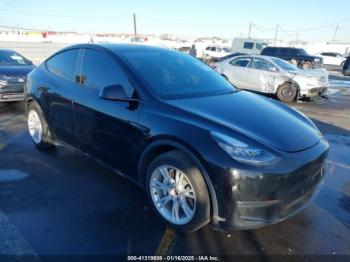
top-left (332, 24), bottom-right (339, 41)
top-left (248, 22), bottom-right (252, 38)
top-left (133, 13), bottom-right (137, 36)
top-left (274, 24), bottom-right (279, 46)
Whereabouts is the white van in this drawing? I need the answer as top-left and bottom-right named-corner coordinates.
top-left (231, 38), bottom-right (267, 54)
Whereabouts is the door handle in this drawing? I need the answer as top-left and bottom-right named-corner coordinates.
top-left (75, 75), bottom-right (86, 85)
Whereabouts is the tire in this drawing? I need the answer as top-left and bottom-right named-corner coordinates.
top-left (301, 61), bottom-right (312, 70)
top-left (27, 102), bottom-right (54, 149)
top-left (290, 59), bottom-right (297, 65)
top-left (146, 150), bottom-right (210, 233)
top-left (276, 82), bottom-right (297, 102)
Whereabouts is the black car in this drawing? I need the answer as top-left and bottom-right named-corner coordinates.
top-left (261, 47), bottom-right (323, 69)
top-left (25, 44), bottom-right (329, 232)
top-left (0, 49), bottom-right (35, 103)
top-left (213, 52), bottom-right (247, 63)
top-left (343, 56), bottom-right (350, 76)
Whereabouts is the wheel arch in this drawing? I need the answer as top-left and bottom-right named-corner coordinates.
top-left (137, 138), bottom-right (220, 223)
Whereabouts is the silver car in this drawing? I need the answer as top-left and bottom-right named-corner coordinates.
top-left (215, 55), bottom-right (329, 102)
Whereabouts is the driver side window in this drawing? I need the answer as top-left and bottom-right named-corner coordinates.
top-left (249, 58), bottom-right (277, 72)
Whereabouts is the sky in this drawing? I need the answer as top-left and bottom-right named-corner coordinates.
top-left (1, 0), bottom-right (350, 42)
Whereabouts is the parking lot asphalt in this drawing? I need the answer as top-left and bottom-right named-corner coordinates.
top-left (0, 74), bottom-right (350, 259)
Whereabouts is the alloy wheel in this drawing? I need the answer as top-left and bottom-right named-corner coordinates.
top-left (150, 165), bottom-right (196, 225)
top-left (27, 109), bottom-right (43, 144)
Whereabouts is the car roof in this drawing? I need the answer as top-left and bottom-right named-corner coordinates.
top-left (46, 43), bottom-right (176, 62)
top-left (225, 54), bottom-right (278, 61)
top-left (61, 43), bottom-right (169, 53)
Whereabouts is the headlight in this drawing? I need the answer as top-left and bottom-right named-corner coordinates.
top-left (314, 58), bottom-right (321, 63)
top-left (211, 132), bottom-right (277, 166)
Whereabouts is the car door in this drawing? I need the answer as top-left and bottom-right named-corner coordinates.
top-left (224, 57), bottom-right (251, 89)
top-left (44, 49), bottom-right (80, 146)
top-left (73, 48), bottom-right (142, 176)
top-left (246, 57), bottom-right (279, 93)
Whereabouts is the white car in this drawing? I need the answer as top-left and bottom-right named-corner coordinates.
top-left (317, 52), bottom-right (346, 66)
top-left (203, 46), bottom-right (232, 59)
top-left (215, 55), bottom-right (329, 102)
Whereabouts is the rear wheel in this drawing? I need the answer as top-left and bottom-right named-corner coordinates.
top-left (146, 150), bottom-right (210, 232)
top-left (27, 102), bottom-right (54, 149)
top-left (276, 82), bottom-right (297, 102)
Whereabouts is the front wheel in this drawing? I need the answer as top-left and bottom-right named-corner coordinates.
top-left (146, 151), bottom-right (210, 232)
top-left (301, 61), bottom-right (312, 70)
top-left (276, 83), bottom-right (297, 102)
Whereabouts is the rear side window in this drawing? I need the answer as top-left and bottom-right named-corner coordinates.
top-left (230, 57), bottom-right (251, 67)
top-left (46, 49), bottom-right (79, 81)
top-left (243, 42), bottom-right (254, 49)
top-left (81, 49), bottom-right (133, 96)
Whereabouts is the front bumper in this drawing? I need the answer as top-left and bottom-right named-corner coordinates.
top-left (299, 86), bottom-right (328, 97)
top-left (209, 139), bottom-right (329, 230)
top-left (0, 83), bottom-right (25, 102)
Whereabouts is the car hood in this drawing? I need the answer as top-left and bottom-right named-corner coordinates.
top-left (287, 68), bottom-right (328, 78)
top-left (0, 65), bottom-right (35, 76)
top-left (166, 91), bottom-right (320, 153)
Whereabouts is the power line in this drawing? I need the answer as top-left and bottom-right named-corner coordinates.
top-left (279, 17), bottom-right (350, 32)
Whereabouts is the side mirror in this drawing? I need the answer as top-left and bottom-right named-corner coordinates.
top-left (269, 67), bottom-right (278, 73)
top-left (99, 84), bottom-right (128, 101)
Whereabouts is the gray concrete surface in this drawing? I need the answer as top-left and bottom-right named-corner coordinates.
top-left (0, 75), bottom-right (349, 260)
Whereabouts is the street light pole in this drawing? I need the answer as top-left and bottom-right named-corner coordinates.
top-left (332, 24), bottom-right (339, 41)
top-left (248, 22), bottom-right (252, 38)
top-left (274, 24), bottom-right (279, 46)
top-left (133, 13), bottom-right (137, 36)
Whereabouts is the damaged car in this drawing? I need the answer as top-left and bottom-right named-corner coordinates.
top-left (0, 49), bottom-right (35, 103)
top-left (215, 55), bottom-right (329, 102)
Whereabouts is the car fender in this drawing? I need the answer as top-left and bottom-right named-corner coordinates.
top-left (137, 138), bottom-right (221, 224)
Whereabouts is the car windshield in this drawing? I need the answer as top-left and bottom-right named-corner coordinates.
top-left (299, 49), bottom-right (309, 55)
top-left (120, 49), bottom-right (236, 99)
top-left (0, 50), bottom-right (32, 66)
top-left (256, 43), bottom-right (267, 51)
top-left (270, 57), bottom-right (298, 71)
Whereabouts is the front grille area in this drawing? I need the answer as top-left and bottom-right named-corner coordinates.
top-left (234, 153), bottom-right (327, 222)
